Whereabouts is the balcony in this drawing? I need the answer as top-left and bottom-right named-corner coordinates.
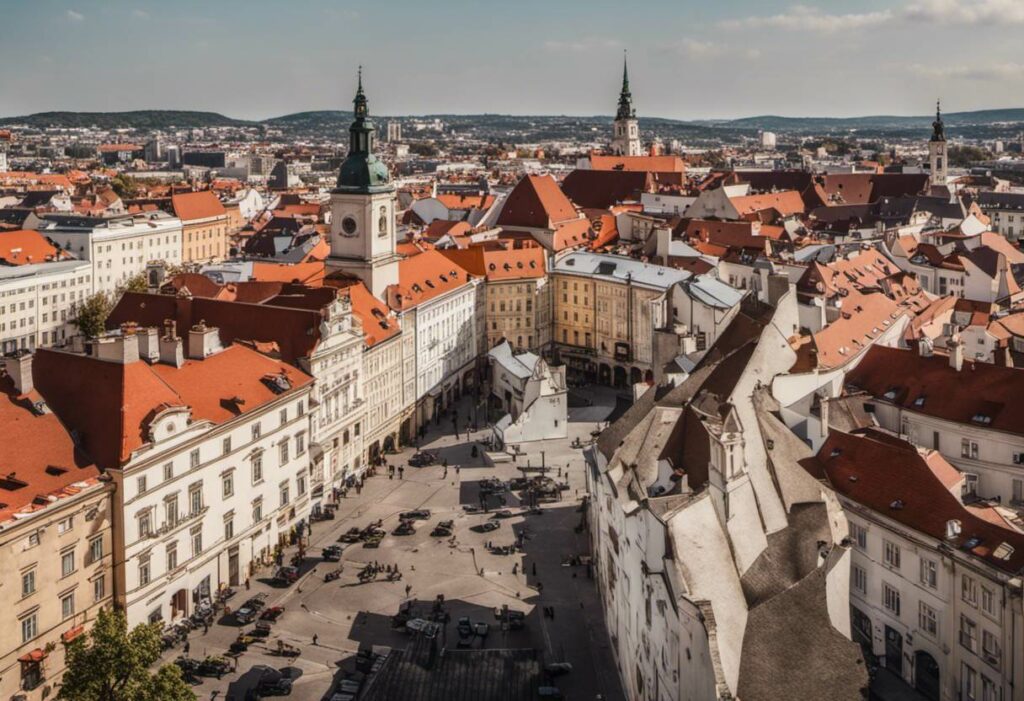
top-left (142, 506), bottom-right (208, 541)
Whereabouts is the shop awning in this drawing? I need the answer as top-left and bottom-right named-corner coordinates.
top-left (18, 648), bottom-right (47, 663)
top-left (61, 625), bottom-right (85, 643)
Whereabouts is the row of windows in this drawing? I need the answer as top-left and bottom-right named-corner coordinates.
top-left (20, 576), bottom-right (105, 644)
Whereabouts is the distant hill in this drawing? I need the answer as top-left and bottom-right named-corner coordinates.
top-left (699, 108), bottom-right (1024, 132)
top-left (3, 107), bottom-right (1024, 139)
top-left (0, 110), bottom-right (253, 130)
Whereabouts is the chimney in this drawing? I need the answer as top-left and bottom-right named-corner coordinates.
top-left (4, 351), bottom-right (33, 395)
top-left (945, 519), bottom-right (962, 540)
top-left (918, 336), bottom-right (934, 358)
top-left (159, 320), bottom-right (185, 368)
top-left (949, 335), bottom-right (964, 372)
top-left (92, 332), bottom-right (140, 365)
top-left (137, 327), bottom-right (160, 362)
top-left (815, 391), bottom-right (829, 439)
top-left (187, 320), bottom-right (223, 360)
top-left (766, 274), bottom-right (790, 308)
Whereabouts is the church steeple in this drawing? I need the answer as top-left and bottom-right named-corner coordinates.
top-left (336, 67), bottom-right (390, 192)
top-left (931, 99), bottom-right (946, 143)
top-left (616, 52), bottom-right (635, 121)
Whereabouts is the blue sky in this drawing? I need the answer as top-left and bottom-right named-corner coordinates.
top-left (1, 0), bottom-right (1022, 120)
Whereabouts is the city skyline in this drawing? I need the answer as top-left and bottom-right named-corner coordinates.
top-left (2, 0), bottom-right (1022, 121)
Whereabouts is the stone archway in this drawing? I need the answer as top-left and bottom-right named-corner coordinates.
top-left (613, 366), bottom-right (627, 388)
top-left (383, 434), bottom-right (396, 453)
top-left (914, 650), bottom-right (940, 701)
top-left (599, 363), bottom-right (612, 385)
top-left (630, 367), bottom-right (642, 385)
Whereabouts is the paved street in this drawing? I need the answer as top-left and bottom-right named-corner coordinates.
top-left (162, 389), bottom-right (627, 701)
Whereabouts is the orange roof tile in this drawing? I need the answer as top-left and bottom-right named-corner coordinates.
top-left (435, 193), bottom-right (495, 211)
top-left (729, 190), bottom-right (805, 218)
top-left (386, 250), bottom-right (474, 311)
top-left (496, 174), bottom-right (579, 229)
top-left (589, 154), bottom-right (686, 173)
top-left (34, 344), bottom-right (313, 469)
top-left (171, 190), bottom-right (227, 222)
top-left (0, 230), bottom-right (69, 265)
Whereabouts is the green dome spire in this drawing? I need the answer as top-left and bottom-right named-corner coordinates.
top-left (335, 66), bottom-right (391, 192)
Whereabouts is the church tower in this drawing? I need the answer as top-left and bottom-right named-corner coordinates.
top-left (610, 53), bottom-right (642, 157)
top-left (928, 100), bottom-right (948, 187)
top-left (328, 67), bottom-right (400, 300)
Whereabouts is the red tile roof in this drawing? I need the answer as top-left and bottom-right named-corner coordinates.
top-left (805, 430), bottom-right (1024, 575)
top-left (0, 372), bottom-right (102, 524)
top-left (589, 154), bottom-right (686, 173)
top-left (730, 190), bottom-right (805, 218)
top-left (0, 230), bottom-right (69, 265)
top-left (496, 175), bottom-right (579, 229)
top-left (561, 170), bottom-right (651, 209)
top-left (846, 345), bottom-right (1024, 435)
top-left (98, 143), bottom-right (142, 153)
top-left (386, 250), bottom-right (474, 311)
top-left (171, 190), bottom-right (227, 222)
top-left (34, 344), bottom-right (312, 469)
top-left (340, 282), bottom-right (400, 347)
top-left (439, 245), bottom-right (546, 282)
top-left (435, 193), bottom-right (495, 211)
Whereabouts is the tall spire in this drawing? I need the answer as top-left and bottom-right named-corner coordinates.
top-left (931, 98), bottom-right (946, 142)
top-left (353, 65), bottom-right (368, 120)
top-left (616, 50), bottom-right (634, 121)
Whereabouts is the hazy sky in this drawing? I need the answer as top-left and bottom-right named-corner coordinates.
top-left (1, 0), bottom-right (1022, 121)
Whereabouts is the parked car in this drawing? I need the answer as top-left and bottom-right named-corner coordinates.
top-left (196, 656), bottom-right (231, 678)
top-left (400, 509), bottom-right (431, 520)
top-left (476, 520), bottom-right (500, 533)
top-left (338, 527), bottom-right (361, 543)
top-left (408, 452), bottom-right (437, 467)
top-left (273, 566), bottom-right (299, 585)
top-left (260, 606), bottom-right (285, 622)
top-left (491, 509), bottom-right (514, 519)
top-left (322, 545), bottom-right (343, 562)
top-left (431, 520), bottom-right (454, 537)
top-left (234, 606), bottom-right (259, 625)
top-left (255, 666), bottom-right (294, 696)
top-left (392, 519), bottom-right (416, 536)
top-left (545, 662), bottom-right (573, 677)
top-left (363, 533), bottom-right (384, 548)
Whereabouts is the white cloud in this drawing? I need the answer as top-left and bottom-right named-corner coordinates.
top-left (131, 9), bottom-right (149, 19)
top-left (543, 36), bottom-right (622, 53)
top-left (720, 5), bottom-right (892, 33)
top-left (910, 62), bottom-right (1024, 80)
top-left (66, 9), bottom-right (84, 22)
top-left (725, 0), bottom-right (1024, 34)
top-left (904, 0), bottom-right (1024, 24)
top-left (657, 38), bottom-right (762, 61)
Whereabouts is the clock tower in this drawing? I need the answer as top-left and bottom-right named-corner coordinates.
top-left (328, 67), bottom-right (400, 300)
top-left (928, 99), bottom-right (948, 188)
top-left (610, 53), bottom-right (642, 157)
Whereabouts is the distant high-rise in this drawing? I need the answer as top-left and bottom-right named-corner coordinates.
top-left (761, 131), bottom-right (777, 149)
top-left (0, 148), bottom-right (7, 173)
top-left (610, 53), bottom-right (641, 157)
top-left (386, 121), bottom-right (402, 143)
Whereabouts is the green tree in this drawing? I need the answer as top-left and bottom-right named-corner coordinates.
top-left (58, 608), bottom-right (195, 701)
top-left (73, 292), bottom-right (113, 339)
top-left (110, 174), bottom-right (139, 199)
top-left (120, 272), bottom-right (149, 294)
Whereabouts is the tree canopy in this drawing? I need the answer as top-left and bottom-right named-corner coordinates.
top-left (58, 608), bottom-right (195, 701)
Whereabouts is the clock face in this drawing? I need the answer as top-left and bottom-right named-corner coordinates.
top-left (341, 216), bottom-right (358, 236)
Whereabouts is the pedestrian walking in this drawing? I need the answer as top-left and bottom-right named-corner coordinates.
top-left (532, 562), bottom-right (537, 576)
top-left (456, 465), bottom-right (460, 476)
top-left (183, 640), bottom-right (190, 655)
top-left (245, 577), bottom-right (251, 591)
top-left (513, 563), bottom-right (518, 575)
top-left (405, 583), bottom-right (412, 597)
top-left (399, 466), bottom-right (405, 479)
top-left (312, 634), bottom-right (318, 646)
top-left (203, 622), bottom-right (209, 635)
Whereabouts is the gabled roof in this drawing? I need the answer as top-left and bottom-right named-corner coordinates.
top-left (846, 345), bottom-right (1024, 436)
top-left (729, 190), bottom-right (805, 218)
top-left (34, 345), bottom-right (312, 469)
top-left (438, 245), bottom-right (546, 282)
top-left (341, 281), bottom-right (400, 348)
top-left (496, 174), bottom-right (578, 229)
top-left (387, 250), bottom-right (474, 312)
top-left (0, 373), bottom-right (101, 524)
top-left (589, 154), bottom-right (686, 173)
top-left (171, 190), bottom-right (227, 222)
top-left (805, 430), bottom-right (1024, 575)
top-left (561, 169), bottom-right (650, 209)
top-left (0, 229), bottom-right (69, 265)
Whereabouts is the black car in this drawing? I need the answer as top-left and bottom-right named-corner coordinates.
top-left (431, 519), bottom-right (454, 537)
top-left (400, 509), bottom-right (431, 520)
top-left (392, 519), bottom-right (416, 535)
top-left (408, 452), bottom-right (437, 467)
top-left (476, 520), bottom-right (500, 533)
top-left (321, 545), bottom-right (343, 562)
top-left (254, 666), bottom-right (293, 696)
top-left (491, 510), bottom-right (514, 519)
